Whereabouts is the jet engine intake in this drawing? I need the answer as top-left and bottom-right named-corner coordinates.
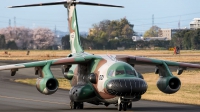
top-left (157, 76), bottom-right (181, 94)
top-left (36, 77), bottom-right (58, 95)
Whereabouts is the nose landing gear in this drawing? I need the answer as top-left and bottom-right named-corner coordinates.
top-left (70, 101), bottom-right (84, 109)
top-left (117, 97), bottom-right (131, 111)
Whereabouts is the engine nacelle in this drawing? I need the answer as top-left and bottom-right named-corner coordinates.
top-left (63, 70), bottom-right (74, 80)
top-left (61, 65), bottom-right (74, 80)
top-left (36, 77), bottom-right (59, 95)
top-left (157, 76), bottom-right (181, 94)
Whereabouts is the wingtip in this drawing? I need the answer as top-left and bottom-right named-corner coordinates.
top-left (8, 6), bottom-right (13, 8)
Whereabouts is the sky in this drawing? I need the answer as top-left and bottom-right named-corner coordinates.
top-left (0, 0), bottom-right (200, 34)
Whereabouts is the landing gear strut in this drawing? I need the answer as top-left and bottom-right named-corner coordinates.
top-left (127, 102), bottom-right (132, 109)
top-left (70, 101), bottom-right (84, 109)
top-left (117, 98), bottom-right (131, 111)
top-left (118, 103), bottom-right (122, 111)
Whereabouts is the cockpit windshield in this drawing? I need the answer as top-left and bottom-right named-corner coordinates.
top-left (107, 62), bottom-right (137, 77)
top-left (115, 70), bottom-right (125, 75)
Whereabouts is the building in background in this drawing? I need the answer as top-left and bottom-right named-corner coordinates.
top-left (159, 28), bottom-right (190, 40)
top-left (159, 29), bottom-right (172, 40)
top-left (190, 18), bottom-right (200, 29)
top-left (132, 36), bottom-right (167, 41)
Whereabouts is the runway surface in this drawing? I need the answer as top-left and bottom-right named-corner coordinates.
top-left (0, 61), bottom-right (200, 112)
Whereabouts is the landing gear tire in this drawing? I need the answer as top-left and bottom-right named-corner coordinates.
top-left (70, 102), bottom-right (84, 109)
top-left (105, 103), bottom-right (109, 107)
top-left (77, 102), bottom-right (84, 109)
top-left (127, 102), bottom-right (132, 109)
top-left (118, 103), bottom-right (122, 111)
top-left (70, 101), bottom-right (76, 109)
top-left (123, 103), bottom-right (127, 111)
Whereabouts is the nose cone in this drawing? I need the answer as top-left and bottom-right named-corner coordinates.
top-left (106, 78), bottom-right (147, 96)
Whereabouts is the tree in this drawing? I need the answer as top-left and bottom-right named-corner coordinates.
top-left (61, 35), bottom-right (70, 50)
top-left (0, 27), bottom-right (33, 49)
top-left (0, 35), bottom-right (6, 49)
top-left (6, 40), bottom-right (18, 50)
top-left (32, 27), bottom-right (55, 49)
top-left (170, 29), bottom-right (200, 50)
top-left (183, 31), bottom-right (192, 49)
top-left (171, 30), bottom-right (193, 49)
top-left (14, 27), bottom-right (33, 49)
top-left (191, 29), bottom-right (200, 49)
top-left (143, 26), bottom-right (161, 37)
top-left (62, 35), bottom-right (95, 50)
top-left (87, 18), bottom-right (135, 49)
top-left (89, 18), bottom-right (135, 39)
top-left (0, 27), bottom-right (55, 50)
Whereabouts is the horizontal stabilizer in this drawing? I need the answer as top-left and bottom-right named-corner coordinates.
top-left (8, 0), bottom-right (124, 8)
top-left (76, 1), bottom-right (124, 8)
top-left (8, 1), bottom-right (69, 8)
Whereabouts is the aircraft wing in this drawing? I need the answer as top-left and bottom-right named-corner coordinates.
top-left (0, 55), bottom-right (96, 71)
top-left (116, 55), bottom-right (200, 69)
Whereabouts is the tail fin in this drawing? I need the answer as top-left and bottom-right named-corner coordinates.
top-left (67, 4), bottom-right (83, 53)
top-left (8, 0), bottom-right (124, 53)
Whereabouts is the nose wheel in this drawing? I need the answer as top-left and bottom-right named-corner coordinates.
top-left (118, 103), bottom-right (128, 111)
top-left (70, 101), bottom-right (84, 109)
top-left (117, 98), bottom-right (129, 111)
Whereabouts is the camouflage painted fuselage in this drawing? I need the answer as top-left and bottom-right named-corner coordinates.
top-left (66, 53), bottom-right (148, 104)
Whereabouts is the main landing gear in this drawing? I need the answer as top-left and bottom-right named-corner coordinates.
top-left (70, 101), bottom-right (84, 109)
top-left (117, 98), bottom-right (132, 111)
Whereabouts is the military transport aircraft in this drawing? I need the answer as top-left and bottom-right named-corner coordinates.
top-left (1, 0), bottom-right (200, 111)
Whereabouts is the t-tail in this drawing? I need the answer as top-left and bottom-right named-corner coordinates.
top-left (8, 0), bottom-right (124, 53)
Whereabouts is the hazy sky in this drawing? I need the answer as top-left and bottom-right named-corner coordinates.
top-left (0, 0), bottom-right (200, 33)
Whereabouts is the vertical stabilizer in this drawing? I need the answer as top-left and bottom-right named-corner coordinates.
top-left (67, 4), bottom-right (84, 53)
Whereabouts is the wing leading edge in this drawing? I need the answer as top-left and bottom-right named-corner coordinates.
top-left (116, 55), bottom-right (200, 69)
top-left (0, 55), bottom-right (98, 71)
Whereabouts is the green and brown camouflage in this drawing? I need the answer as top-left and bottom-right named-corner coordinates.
top-left (1, 0), bottom-right (200, 111)
top-left (67, 3), bottom-right (83, 53)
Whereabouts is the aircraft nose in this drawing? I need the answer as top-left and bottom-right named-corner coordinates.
top-left (106, 78), bottom-right (147, 96)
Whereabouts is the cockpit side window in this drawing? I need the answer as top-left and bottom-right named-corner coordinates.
top-left (126, 70), bottom-right (136, 76)
top-left (108, 70), bottom-right (115, 77)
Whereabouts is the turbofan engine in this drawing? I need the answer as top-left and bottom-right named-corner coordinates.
top-left (36, 77), bottom-right (58, 95)
top-left (157, 76), bottom-right (181, 94)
